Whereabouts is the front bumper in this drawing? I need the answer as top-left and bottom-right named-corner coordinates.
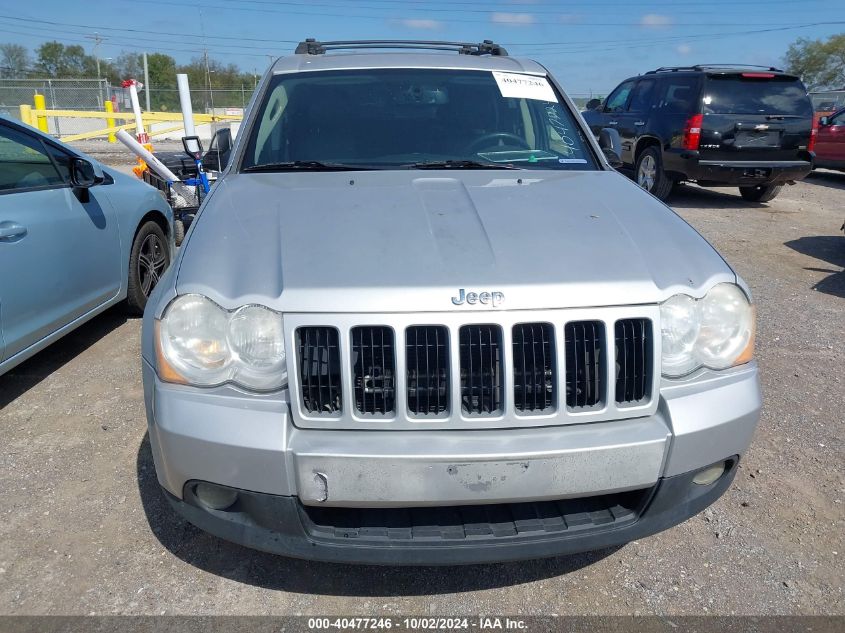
top-left (164, 459), bottom-right (739, 565)
top-left (663, 151), bottom-right (812, 185)
top-left (142, 360), bottom-right (760, 561)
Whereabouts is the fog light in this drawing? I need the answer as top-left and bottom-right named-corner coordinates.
top-left (195, 483), bottom-right (238, 510)
top-left (692, 461), bottom-right (727, 486)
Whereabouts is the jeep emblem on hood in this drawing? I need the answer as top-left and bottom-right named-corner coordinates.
top-left (451, 289), bottom-right (505, 307)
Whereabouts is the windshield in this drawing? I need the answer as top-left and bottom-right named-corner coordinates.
top-left (242, 68), bottom-right (597, 171)
top-left (811, 90), bottom-right (845, 113)
top-left (702, 75), bottom-right (813, 116)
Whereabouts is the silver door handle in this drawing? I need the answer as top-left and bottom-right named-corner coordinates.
top-left (634, 121), bottom-right (645, 126)
top-left (0, 222), bottom-right (27, 241)
top-left (608, 120), bottom-right (618, 126)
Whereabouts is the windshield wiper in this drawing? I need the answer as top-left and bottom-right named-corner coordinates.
top-left (243, 161), bottom-right (373, 172)
top-left (406, 160), bottom-right (521, 170)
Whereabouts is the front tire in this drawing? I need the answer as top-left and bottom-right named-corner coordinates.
top-left (635, 147), bottom-right (674, 201)
top-left (739, 184), bottom-right (783, 203)
top-left (127, 221), bottom-right (170, 315)
top-left (173, 218), bottom-right (186, 246)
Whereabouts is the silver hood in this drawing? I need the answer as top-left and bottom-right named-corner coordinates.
top-left (175, 169), bottom-right (735, 313)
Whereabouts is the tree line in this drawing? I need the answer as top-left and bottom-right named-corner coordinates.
top-left (0, 41), bottom-right (259, 110)
top-left (2, 33), bottom-right (844, 97)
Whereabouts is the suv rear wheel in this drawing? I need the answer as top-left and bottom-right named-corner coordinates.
top-left (739, 184), bottom-right (783, 203)
top-left (636, 147), bottom-right (673, 201)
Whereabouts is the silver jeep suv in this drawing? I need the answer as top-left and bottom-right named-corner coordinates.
top-left (142, 40), bottom-right (761, 565)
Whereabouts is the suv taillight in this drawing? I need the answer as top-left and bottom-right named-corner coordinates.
top-left (808, 119), bottom-right (818, 153)
top-left (683, 114), bottom-right (703, 151)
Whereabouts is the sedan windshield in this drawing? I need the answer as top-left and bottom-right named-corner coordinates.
top-left (242, 68), bottom-right (597, 171)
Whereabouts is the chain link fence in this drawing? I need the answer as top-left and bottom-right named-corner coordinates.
top-left (0, 77), bottom-right (253, 140)
top-left (0, 78), bottom-right (113, 135)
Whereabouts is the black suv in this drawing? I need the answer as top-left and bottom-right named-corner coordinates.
top-left (582, 65), bottom-right (815, 202)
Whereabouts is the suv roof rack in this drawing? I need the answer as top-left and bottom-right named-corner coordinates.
top-left (646, 64), bottom-right (784, 74)
top-left (294, 39), bottom-right (508, 56)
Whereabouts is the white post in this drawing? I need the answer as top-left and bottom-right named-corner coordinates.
top-left (143, 52), bottom-right (151, 112)
top-left (177, 73), bottom-right (200, 153)
top-left (116, 129), bottom-right (180, 181)
top-left (125, 80), bottom-right (147, 144)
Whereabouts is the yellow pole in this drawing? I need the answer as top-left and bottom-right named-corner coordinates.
top-left (33, 93), bottom-right (48, 132)
top-left (19, 104), bottom-right (32, 127)
top-left (104, 100), bottom-right (116, 143)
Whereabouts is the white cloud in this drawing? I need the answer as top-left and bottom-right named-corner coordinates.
top-left (676, 44), bottom-right (692, 55)
top-left (396, 18), bottom-right (443, 30)
top-left (559, 13), bottom-right (581, 24)
top-left (491, 12), bottom-right (536, 26)
top-left (640, 14), bottom-right (673, 29)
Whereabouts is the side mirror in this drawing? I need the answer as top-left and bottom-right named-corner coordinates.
top-left (70, 158), bottom-right (99, 188)
top-left (598, 128), bottom-right (623, 168)
top-left (818, 116), bottom-right (830, 127)
top-left (585, 98), bottom-right (602, 111)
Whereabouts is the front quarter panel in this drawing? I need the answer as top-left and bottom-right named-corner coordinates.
top-left (101, 169), bottom-right (175, 297)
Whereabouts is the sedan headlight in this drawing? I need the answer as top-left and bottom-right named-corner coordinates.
top-left (156, 294), bottom-right (286, 391)
top-left (660, 283), bottom-right (755, 377)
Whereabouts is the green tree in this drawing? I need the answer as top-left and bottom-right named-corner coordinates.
top-left (116, 52), bottom-right (144, 80)
top-left (177, 56), bottom-right (250, 110)
top-left (34, 41), bottom-right (103, 78)
top-left (0, 43), bottom-right (31, 77)
top-left (116, 51), bottom-right (178, 110)
top-left (784, 33), bottom-right (845, 90)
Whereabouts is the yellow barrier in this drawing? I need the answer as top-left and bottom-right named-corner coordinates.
top-left (23, 95), bottom-right (242, 142)
top-left (19, 104), bottom-right (32, 127)
top-left (104, 100), bottom-right (116, 143)
top-left (33, 94), bottom-right (48, 132)
top-left (27, 108), bottom-right (241, 123)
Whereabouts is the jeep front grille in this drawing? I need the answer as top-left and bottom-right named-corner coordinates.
top-left (297, 326), bottom-right (342, 414)
top-left (512, 323), bottom-right (554, 413)
top-left (565, 321), bottom-right (605, 410)
top-left (615, 318), bottom-right (653, 404)
top-left (288, 308), bottom-right (659, 429)
top-left (351, 326), bottom-right (396, 415)
top-left (459, 325), bottom-right (503, 415)
top-left (406, 325), bottom-right (449, 416)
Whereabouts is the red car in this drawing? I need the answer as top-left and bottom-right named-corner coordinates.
top-left (815, 107), bottom-right (845, 171)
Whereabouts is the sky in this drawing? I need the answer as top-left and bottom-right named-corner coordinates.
top-left (0, 0), bottom-right (843, 96)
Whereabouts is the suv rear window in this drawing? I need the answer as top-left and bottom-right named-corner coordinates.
top-left (702, 75), bottom-right (812, 116)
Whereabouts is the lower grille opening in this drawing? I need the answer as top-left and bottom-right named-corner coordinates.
top-left (352, 326), bottom-right (396, 415)
top-left (406, 326), bottom-right (449, 416)
top-left (615, 318), bottom-right (653, 404)
top-left (297, 327), bottom-right (342, 414)
top-left (565, 321), bottom-right (605, 410)
top-left (512, 323), bottom-right (555, 413)
top-left (459, 325), bottom-right (503, 415)
top-left (299, 488), bottom-right (651, 543)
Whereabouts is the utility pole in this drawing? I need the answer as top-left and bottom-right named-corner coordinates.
top-left (85, 32), bottom-right (107, 78)
top-left (143, 52), bottom-right (151, 111)
top-left (204, 49), bottom-right (215, 115)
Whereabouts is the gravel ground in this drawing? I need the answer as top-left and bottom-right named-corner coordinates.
top-left (0, 167), bottom-right (843, 616)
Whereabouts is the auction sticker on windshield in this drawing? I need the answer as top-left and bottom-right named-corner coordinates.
top-left (492, 71), bottom-right (557, 102)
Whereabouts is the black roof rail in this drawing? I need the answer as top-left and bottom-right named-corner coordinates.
top-left (646, 64), bottom-right (784, 74)
top-left (294, 39), bottom-right (508, 56)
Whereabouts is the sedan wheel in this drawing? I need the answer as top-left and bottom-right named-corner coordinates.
top-left (127, 220), bottom-right (170, 315)
top-left (139, 233), bottom-right (167, 296)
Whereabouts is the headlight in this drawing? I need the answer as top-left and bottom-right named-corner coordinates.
top-left (156, 294), bottom-right (286, 391)
top-left (660, 283), bottom-right (755, 377)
